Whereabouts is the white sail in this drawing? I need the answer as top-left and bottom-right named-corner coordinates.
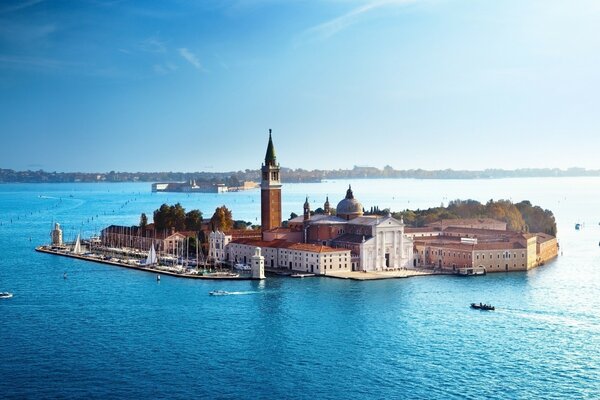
top-left (146, 243), bottom-right (157, 266)
top-left (73, 234), bottom-right (82, 254)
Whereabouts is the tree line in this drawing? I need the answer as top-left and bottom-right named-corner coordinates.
top-left (390, 199), bottom-right (557, 236)
top-left (142, 203), bottom-right (255, 233)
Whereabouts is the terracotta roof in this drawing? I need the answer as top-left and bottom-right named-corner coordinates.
top-left (416, 238), bottom-right (526, 251)
top-left (404, 227), bottom-right (442, 233)
top-left (442, 226), bottom-right (520, 236)
top-left (535, 233), bottom-right (556, 243)
top-left (282, 242), bottom-right (348, 253)
top-left (266, 227), bottom-right (292, 233)
top-left (229, 238), bottom-right (348, 253)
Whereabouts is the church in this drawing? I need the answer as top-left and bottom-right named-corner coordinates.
top-left (208, 131), bottom-right (413, 274)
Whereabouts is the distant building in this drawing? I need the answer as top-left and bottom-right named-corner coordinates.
top-left (151, 180), bottom-right (258, 193)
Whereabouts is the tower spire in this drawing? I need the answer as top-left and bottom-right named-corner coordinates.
top-left (304, 196), bottom-right (310, 221)
top-left (265, 129), bottom-right (276, 166)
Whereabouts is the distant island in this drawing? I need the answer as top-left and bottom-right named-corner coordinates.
top-left (2, 166), bottom-right (600, 184)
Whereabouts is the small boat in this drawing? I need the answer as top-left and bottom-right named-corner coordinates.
top-left (0, 292), bottom-right (13, 299)
top-left (209, 290), bottom-right (230, 296)
top-left (233, 263), bottom-right (251, 271)
top-left (470, 303), bottom-right (495, 311)
top-left (290, 273), bottom-right (315, 278)
top-left (457, 267), bottom-right (486, 276)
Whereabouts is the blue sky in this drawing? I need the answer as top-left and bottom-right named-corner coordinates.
top-left (1, 0), bottom-right (599, 172)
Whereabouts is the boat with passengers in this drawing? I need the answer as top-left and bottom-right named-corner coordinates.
top-left (470, 302), bottom-right (495, 311)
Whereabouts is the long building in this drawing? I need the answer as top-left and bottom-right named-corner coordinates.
top-left (407, 224), bottom-right (558, 272)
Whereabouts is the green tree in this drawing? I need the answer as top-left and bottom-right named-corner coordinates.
top-left (210, 205), bottom-right (233, 231)
top-left (290, 212), bottom-right (298, 219)
top-left (170, 203), bottom-right (186, 231)
top-left (185, 209), bottom-right (203, 231)
top-left (153, 203), bottom-right (171, 230)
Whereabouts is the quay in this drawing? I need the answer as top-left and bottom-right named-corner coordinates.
top-left (320, 268), bottom-right (449, 281)
top-left (36, 245), bottom-right (447, 282)
top-left (35, 246), bottom-right (255, 280)
top-left (264, 267), bottom-right (446, 280)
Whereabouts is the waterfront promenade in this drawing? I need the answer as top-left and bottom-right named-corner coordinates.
top-left (37, 246), bottom-right (447, 281)
top-left (325, 268), bottom-right (450, 280)
top-left (35, 246), bottom-right (253, 280)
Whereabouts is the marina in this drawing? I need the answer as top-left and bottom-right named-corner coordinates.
top-left (35, 246), bottom-right (253, 280)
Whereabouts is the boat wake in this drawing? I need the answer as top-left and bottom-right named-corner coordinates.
top-left (498, 308), bottom-right (600, 333)
top-left (209, 290), bottom-right (261, 296)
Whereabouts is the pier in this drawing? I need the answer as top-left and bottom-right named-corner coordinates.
top-left (35, 246), bottom-right (255, 280)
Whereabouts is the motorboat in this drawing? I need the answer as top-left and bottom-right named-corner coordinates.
top-left (0, 292), bottom-right (13, 299)
top-left (457, 267), bottom-right (486, 276)
top-left (233, 263), bottom-right (251, 271)
top-left (209, 290), bottom-right (230, 296)
top-left (470, 303), bottom-right (495, 311)
top-left (290, 273), bottom-right (315, 278)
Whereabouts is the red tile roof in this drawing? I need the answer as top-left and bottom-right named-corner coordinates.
top-left (229, 238), bottom-right (348, 253)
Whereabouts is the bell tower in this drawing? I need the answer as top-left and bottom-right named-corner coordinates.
top-left (261, 129), bottom-right (282, 235)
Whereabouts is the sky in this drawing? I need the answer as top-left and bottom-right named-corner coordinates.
top-left (1, 0), bottom-right (599, 173)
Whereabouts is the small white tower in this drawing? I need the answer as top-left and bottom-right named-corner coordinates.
top-left (51, 223), bottom-right (63, 246)
top-left (251, 246), bottom-right (265, 280)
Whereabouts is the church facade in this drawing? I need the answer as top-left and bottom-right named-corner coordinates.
top-left (208, 131), bottom-right (414, 274)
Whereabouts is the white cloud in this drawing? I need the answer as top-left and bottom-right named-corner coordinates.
top-left (139, 36), bottom-right (167, 53)
top-left (153, 62), bottom-right (178, 75)
top-left (0, 0), bottom-right (44, 14)
top-left (178, 48), bottom-right (204, 70)
top-left (300, 0), bottom-right (419, 42)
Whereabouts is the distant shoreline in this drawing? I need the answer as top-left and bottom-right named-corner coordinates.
top-left (3, 173), bottom-right (600, 184)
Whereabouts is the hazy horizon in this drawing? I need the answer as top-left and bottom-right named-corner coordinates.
top-left (1, 1), bottom-right (599, 172)
top-left (3, 165), bottom-right (600, 175)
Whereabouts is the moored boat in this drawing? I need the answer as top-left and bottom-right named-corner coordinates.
top-left (290, 273), bottom-right (316, 278)
top-left (457, 267), bottom-right (486, 276)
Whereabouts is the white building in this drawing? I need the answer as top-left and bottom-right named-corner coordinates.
top-left (208, 230), bottom-right (231, 263)
top-left (217, 238), bottom-right (352, 275)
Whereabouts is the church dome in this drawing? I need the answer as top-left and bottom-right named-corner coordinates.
top-left (336, 185), bottom-right (363, 220)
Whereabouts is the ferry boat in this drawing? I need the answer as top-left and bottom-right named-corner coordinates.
top-left (470, 303), bottom-right (495, 311)
top-left (457, 267), bottom-right (486, 276)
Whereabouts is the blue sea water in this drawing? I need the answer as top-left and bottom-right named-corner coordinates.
top-left (0, 178), bottom-right (599, 399)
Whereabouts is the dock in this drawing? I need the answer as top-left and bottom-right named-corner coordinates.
top-left (323, 268), bottom-right (449, 281)
top-left (35, 246), bottom-right (255, 280)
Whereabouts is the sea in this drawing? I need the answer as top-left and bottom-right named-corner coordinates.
top-left (0, 178), bottom-right (599, 399)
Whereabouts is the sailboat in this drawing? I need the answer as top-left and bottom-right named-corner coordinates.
top-left (73, 234), bottom-right (82, 255)
top-left (144, 243), bottom-right (158, 266)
